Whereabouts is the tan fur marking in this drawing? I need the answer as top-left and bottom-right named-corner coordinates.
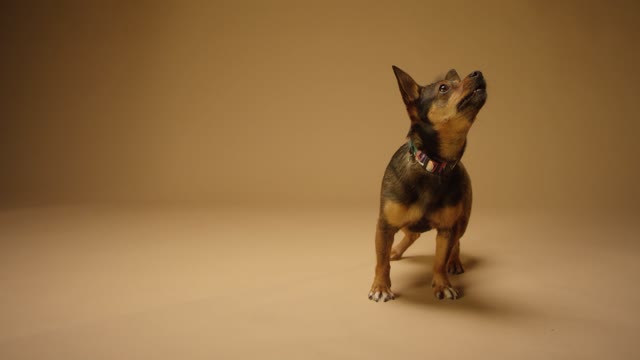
top-left (427, 79), bottom-right (477, 159)
top-left (408, 107), bottom-right (419, 122)
top-left (428, 203), bottom-right (465, 230)
top-left (433, 115), bottom-right (471, 159)
top-left (383, 201), bottom-right (424, 228)
top-left (426, 82), bottom-right (466, 123)
top-left (427, 103), bottom-right (456, 122)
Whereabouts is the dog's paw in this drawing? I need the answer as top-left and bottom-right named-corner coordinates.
top-left (447, 258), bottom-right (465, 275)
top-left (432, 285), bottom-right (458, 300)
top-left (368, 285), bottom-right (395, 302)
top-left (389, 248), bottom-right (402, 261)
top-left (431, 277), bottom-right (459, 300)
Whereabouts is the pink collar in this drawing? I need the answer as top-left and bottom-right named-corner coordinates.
top-left (408, 140), bottom-right (458, 175)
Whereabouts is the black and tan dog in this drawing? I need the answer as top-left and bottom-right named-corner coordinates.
top-left (368, 66), bottom-right (487, 302)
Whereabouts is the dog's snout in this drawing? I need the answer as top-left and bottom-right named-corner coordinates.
top-left (469, 71), bottom-right (482, 78)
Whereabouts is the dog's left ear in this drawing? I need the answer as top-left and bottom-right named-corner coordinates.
top-left (445, 69), bottom-right (461, 82)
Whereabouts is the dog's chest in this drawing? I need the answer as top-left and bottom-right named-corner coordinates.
top-left (383, 199), bottom-right (464, 231)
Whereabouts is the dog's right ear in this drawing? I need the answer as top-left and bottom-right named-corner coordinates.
top-left (392, 65), bottom-right (421, 106)
top-left (445, 69), bottom-right (461, 82)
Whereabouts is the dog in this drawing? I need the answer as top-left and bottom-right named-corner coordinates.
top-left (368, 66), bottom-right (487, 302)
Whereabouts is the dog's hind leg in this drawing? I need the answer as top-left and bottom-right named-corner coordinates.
top-left (447, 240), bottom-right (464, 274)
top-left (447, 215), bottom-right (469, 274)
top-left (390, 228), bottom-right (420, 260)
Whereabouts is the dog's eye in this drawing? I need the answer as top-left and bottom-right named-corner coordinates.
top-left (439, 84), bottom-right (449, 93)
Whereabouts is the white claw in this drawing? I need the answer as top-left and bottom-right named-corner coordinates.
top-left (445, 287), bottom-right (458, 299)
top-left (447, 288), bottom-right (456, 299)
top-left (436, 287), bottom-right (459, 300)
top-left (369, 289), bottom-right (395, 302)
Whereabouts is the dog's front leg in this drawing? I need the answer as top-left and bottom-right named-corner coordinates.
top-left (432, 228), bottom-right (459, 299)
top-left (368, 218), bottom-right (397, 302)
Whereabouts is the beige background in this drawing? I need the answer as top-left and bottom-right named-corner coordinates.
top-left (2, 1), bottom-right (640, 359)
top-left (2, 0), bottom-right (639, 211)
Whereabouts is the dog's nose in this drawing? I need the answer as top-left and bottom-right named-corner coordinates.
top-left (469, 71), bottom-right (482, 78)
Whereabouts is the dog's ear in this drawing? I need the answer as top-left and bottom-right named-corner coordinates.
top-left (445, 69), bottom-right (461, 82)
top-left (392, 65), bottom-right (420, 105)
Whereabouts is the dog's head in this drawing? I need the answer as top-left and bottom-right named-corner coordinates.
top-left (392, 66), bottom-right (487, 161)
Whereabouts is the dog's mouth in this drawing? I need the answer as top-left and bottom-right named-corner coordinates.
top-left (458, 82), bottom-right (487, 111)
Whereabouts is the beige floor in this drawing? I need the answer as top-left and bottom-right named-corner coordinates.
top-left (0, 206), bottom-right (638, 359)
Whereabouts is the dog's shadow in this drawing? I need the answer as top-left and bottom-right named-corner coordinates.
top-left (392, 254), bottom-right (533, 319)
top-left (397, 254), bottom-right (482, 299)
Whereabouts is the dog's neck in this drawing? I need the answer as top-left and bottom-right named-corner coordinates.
top-left (435, 125), bottom-right (470, 161)
top-left (407, 122), bottom-right (469, 163)
top-left (407, 139), bottom-right (460, 175)
top-left (407, 127), bottom-right (467, 160)
top-left (438, 137), bottom-right (467, 162)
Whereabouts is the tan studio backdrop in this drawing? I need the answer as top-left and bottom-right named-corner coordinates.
top-left (2, 1), bottom-right (640, 359)
top-left (2, 0), bottom-right (639, 212)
